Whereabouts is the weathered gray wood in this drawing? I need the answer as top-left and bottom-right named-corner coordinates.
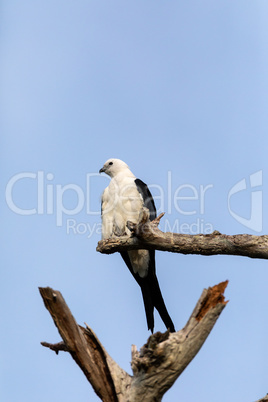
top-left (127, 281), bottom-right (228, 401)
top-left (39, 287), bottom-right (131, 402)
top-left (96, 212), bottom-right (268, 259)
top-left (255, 396), bottom-right (268, 402)
top-left (40, 281), bottom-right (228, 401)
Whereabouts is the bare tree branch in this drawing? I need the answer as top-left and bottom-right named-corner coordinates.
top-left (41, 341), bottom-right (68, 354)
top-left (128, 281), bottom-right (228, 400)
top-left (40, 281), bottom-right (228, 401)
top-left (96, 212), bottom-right (268, 259)
top-left (39, 287), bottom-right (130, 402)
top-left (255, 396), bottom-right (268, 402)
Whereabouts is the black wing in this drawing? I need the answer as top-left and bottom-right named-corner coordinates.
top-left (134, 178), bottom-right (157, 221)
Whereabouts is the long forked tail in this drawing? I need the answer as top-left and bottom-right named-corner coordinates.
top-left (141, 268), bottom-right (175, 333)
top-left (121, 251), bottom-right (175, 333)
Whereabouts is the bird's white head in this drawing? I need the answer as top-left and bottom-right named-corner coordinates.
top-left (99, 158), bottom-right (131, 178)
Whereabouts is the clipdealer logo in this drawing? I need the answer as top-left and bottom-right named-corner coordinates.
top-left (5, 172), bottom-right (102, 226)
top-left (5, 170), bottom-right (263, 235)
top-left (227, 170), bottom-right (263, 232)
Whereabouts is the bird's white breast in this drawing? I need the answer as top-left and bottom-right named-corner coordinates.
top-left (101, 174), bottom-right (149, 277)
top-left (101, 175), bottom-right (143, 238)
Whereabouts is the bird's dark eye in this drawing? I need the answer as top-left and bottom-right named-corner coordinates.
top-left (109, 161), bottom-right (113, 166)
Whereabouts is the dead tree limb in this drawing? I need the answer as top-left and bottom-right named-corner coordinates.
top-left (255, 396), bottom-right (268, 402)
top-left (39, 287), bottom-right (130, 402)
top-left (96, 212), bottom-right (268, 259)
top-left (40, 281), bottom-right (228, 401)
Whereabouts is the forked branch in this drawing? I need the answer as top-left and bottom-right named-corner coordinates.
top-left (39, 287), bottom-right (128, 401)
top-left (40, 281), bottom-right (228, 401)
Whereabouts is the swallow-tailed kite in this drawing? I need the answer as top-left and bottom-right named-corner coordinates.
top-left (99, 158), bottom-right (175, 333)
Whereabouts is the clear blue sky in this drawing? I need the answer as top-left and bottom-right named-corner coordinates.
top-left (1, 1), bottom-right (268, 401)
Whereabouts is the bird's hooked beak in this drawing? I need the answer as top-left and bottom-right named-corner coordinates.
top-left (99, 166), bottom-right (105, 174)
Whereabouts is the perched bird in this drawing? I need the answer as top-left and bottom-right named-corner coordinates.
top-left (99, 158), bottom-right (175, 333)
